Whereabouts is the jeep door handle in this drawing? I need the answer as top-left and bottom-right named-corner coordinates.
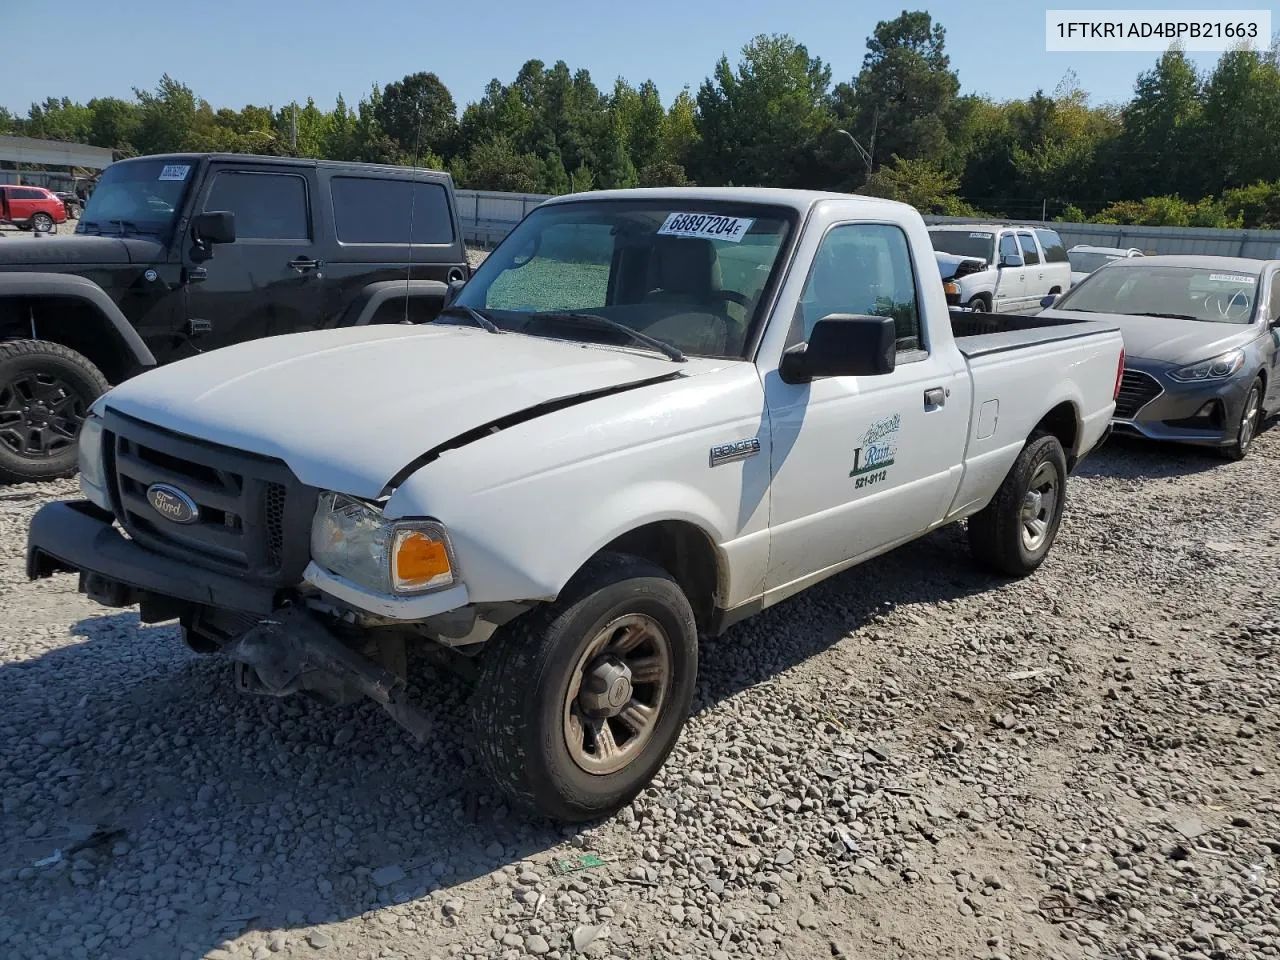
top-left (288, 256), bottom-right (322, 271)
top-left (924, 387), bottom-right (946, 408)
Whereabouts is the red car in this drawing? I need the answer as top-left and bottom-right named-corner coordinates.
top-left (0, 184), bottom-right (68, 232)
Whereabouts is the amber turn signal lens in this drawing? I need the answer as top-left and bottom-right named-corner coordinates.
top-left (944, 281), bottom-right (959, 296)
top-left (394, 530), bottom-right (451, 585)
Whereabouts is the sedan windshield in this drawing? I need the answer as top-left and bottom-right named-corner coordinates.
top-left (452, 201), bottom-right (794, 359)
top-left (1055, 265), bottom-right (1261, 324)
top-left (77, 158), bottom-right (193, 240)
top-left (929, 230), bottom-right (994, 262)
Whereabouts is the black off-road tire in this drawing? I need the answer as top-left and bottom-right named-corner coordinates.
top-left (967, 433), bottom-right (1068, 577)
top-left (471, 552), bottom-right (698, 822)
top-left (1220, 377), bottom-right (1263, 462)
top-left (0, 340), bottom-right (110, 484)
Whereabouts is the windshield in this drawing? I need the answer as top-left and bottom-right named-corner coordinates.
top-left (929, 229), bottom-right (994, 262)
top-left (77, 158), bottom-right (194, 240)
top-left (1068, 251), bottom-right (1125, 273)
top-left (453, 200), bottom-right (795, 359)
top-left (1055, 265), bottom-right (1261, 324)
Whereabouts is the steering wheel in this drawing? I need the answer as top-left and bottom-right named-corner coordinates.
top-left (1205, 290), bottom-right (1251, 321)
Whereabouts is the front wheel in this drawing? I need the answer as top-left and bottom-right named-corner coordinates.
top-left (967, 433), bottom-right (1068, 577)
top-left (967, 295), bottom-right (989, 313)
top-left (1221, 378), bottom-right (1263, 461)
top-left (471, 552), bottom-right (698, 822)
top-left (0, 340), bottom-right (110, 483)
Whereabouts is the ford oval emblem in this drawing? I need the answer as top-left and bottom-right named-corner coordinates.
top-left (146, 483), bottom-right (199, 524)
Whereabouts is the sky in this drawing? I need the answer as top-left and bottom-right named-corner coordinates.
top-left (4, 0), bottom-right (1236, 117)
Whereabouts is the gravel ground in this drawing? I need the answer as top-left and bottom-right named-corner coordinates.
top-left (1, 371), bottom-right (1277, 955)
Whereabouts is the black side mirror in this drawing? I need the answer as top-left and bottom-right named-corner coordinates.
top-left (779, 314), bottom-right (897, 384)
top-left (444, 278), bottom-right (466, 308)
top-left (1040, 294), bottom-right (1058, 309)
top-left (191, 210), bottom-right (235, 246)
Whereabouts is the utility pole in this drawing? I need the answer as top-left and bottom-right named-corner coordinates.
top-left (291, 102), bottom-right (298, 153)
top-left (836, 125), bottom-right (875, 186)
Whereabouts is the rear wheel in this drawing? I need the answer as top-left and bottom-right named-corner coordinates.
top-left (30, 212), bottom-right (54, 233)
top-left (0, 340), bottom-right (110, 483)
top-left (1222, 378), bottom-right (1263, 461)
top-left (968, 433), bottom-right (1068, 577)
top-left (471, 552), bottom-right (698, 822)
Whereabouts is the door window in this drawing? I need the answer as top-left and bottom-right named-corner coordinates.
top-left (204, 171), bottom-right (310, 241)
top-left (1016, 232), bottom-right (1041, 266)
top-left (998, 234), bottom-right (1020, 263)
top-left (791, 223), bottom-right (923, 355)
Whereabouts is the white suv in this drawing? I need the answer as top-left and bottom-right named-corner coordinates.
top-left (929, 224), bottom-right (1073, 313)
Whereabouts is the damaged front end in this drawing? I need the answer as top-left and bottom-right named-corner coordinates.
top-left (221, 606), bottom-right (433, 742)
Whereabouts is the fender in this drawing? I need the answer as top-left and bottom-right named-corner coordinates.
top-left (0, 272), bottom-right (156, 367)
top-left (343, 279), bottom-right (450, 327)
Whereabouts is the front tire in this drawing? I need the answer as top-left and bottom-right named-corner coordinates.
top-left (0, 340), bottom-right (110, 483)
top-left (471, 552), bottom-right (698, 822)
top-left (1221, 378), bottom-right (1262, 461)
top-left (968, 433), bottom-right (1068, 577)
top-left (967, 295), bottom-right (989, 313)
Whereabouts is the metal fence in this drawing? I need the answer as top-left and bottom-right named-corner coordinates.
top-left (454, 189), bottom-right (1280, 260)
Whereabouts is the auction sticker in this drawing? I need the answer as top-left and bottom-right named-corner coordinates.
top-left (969, 232), bottom-right (994, 239)
top-left (158, 164), bottom-right (191, 181)
top-left (1208, 273), bottom-right (1255, 284)
top-left (657, 212), bottom-right (754, 243)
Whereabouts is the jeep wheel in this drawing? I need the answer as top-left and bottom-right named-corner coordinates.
top-left (967, 432), bottom-right (1068, 577)
top-left (0, 340), bottom-right (110, 483)
top-left (471, 552), bottom-right (698, 822)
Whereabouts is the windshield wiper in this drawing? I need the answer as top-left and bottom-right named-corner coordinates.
top-left (533, 312), bottom-right (685, 362)
top-left (1131, 311), bottom-right (1203, 322)
top-left (438, 304), bottom-right (502, 334)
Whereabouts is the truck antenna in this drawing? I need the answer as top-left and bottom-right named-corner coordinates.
top-left (403, 105), bottom-right (425, 324)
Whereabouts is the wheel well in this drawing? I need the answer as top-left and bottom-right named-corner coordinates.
top-left (1049, 285), bottom-right (1062, 294)
top-left (1033, 401), bottom-right (1079, 462)
top-left (599, 521), bottom-right (722, 632)
top-left (0, 295), bottom-right (136, 382)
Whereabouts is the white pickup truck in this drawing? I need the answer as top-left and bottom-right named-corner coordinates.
top-left (27, 188), bottom-right (1124, 821)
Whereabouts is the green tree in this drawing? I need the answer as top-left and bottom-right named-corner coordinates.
top-left (863, 155), bottom-right (974, 215)
top-left (693, 33), bottom-right (834, 187)
top-left (1219, 180), bottom-right (1280, 228)
top-left (660, 88), bottom-right (700, 167)
top-left (376, 72), bottom-right (458, 159)
top-left (133, 75), bottom-right (199, 153)
top-left (463, 136), bottom-right (539, 192)
top-left (1118, 47), bottom-right (1203, 199)
top-left (1199, 43), bottom-right (1280, 192)
top-left (87, 97), bottom-right (140, 151)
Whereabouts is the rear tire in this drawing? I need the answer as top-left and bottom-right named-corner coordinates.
top-left (968, 433), bottom-right (1068, 577)
top-left (471, 552), bottom-right (698, 822)
top-left (0, 340), bottom-right (110, 484)
top-left (31, 212), bottom-right (54, 233)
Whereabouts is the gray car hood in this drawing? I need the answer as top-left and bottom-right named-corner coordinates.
top-left (1039, 308), bottom-right (1260, 363)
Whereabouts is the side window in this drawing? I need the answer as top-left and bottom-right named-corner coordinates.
top-left (1035, 229), bottom-right (1068, 263)
top-left (1017, 232), bottom-right (1041, 266)
top-left (998, 234), bottom-right (1019, 263)
top-left (791, 223), bottom-right (922, 355)
top-left (18, 187), bottom-right (45, 200)
top-left (204, 172), bottom-right (310, 241)
top-left (1269, 274), bottom-right (1280, 321)
top-left (330, 177), bottom-right (454, 244)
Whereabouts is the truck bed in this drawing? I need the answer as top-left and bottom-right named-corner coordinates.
top-left (949, 309), bottom-right (1118, 358)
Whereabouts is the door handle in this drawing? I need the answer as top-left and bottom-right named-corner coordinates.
top-left (924, 387), bottom-right (946, 408)
top-left (288, 256), bottom-right (322, 271)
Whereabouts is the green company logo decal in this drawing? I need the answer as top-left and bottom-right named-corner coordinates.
top-left (850, 413), bottom-right (901, 479)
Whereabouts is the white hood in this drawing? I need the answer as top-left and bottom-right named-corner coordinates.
top-left (101, 324), bottom-right (686, 498)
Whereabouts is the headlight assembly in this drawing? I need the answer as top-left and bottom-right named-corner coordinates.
top-left (77, 413), bottom-right (110, 511)
top-left (1169, 350), bottom-right (1245, 382)
top-left (310, 492), bottom-right (457, 596)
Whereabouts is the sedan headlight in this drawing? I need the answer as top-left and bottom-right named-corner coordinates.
top-left (1169, 350), bottom-right (1245, 382)
top-left (310, 492), bottom-right (457, 596)
top-left (77, 413), bottom-right (111, 511)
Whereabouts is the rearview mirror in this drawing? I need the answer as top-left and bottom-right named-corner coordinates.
top-left (1040, 294), bottom-right (1058, 309)
top-left (444, 278), bottom-right (466, 308)
top-left (779, 314), bottom-right (897, 384)
top-left (999, 254), bottom-right (1024, 269)
top-left (191, 211), bottom-right (235, 245)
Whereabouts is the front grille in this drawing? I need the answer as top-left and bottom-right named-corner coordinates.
top-left (102, 410), bottom-right (318, 586)
top-left (1114, 370), bottom-right (1163, 420)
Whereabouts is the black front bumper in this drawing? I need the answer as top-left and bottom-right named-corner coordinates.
top-left (27, 500), bottom-right (278, 615)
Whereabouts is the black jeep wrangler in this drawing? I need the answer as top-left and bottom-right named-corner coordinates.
top-left (0, 153), bottom-right (470, 483)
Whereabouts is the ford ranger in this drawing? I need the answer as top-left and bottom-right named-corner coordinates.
top-left (27, 188), bottom-right (1124, 822)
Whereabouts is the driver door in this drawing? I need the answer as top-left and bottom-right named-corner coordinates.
top-left (993, 233), bottom-right (1025, 310)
